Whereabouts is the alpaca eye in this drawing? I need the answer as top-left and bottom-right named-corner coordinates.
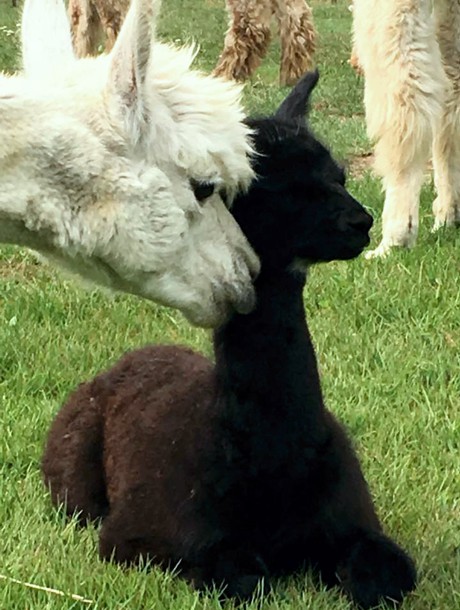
top-left (190, 179), bottom-right (216, 203)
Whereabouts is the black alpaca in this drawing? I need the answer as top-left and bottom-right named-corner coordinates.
top-left (42, 71), bottom-right (417, 608)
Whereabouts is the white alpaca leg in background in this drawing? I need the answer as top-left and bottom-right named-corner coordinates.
top-left (353, 0), bottom-right (448, 258)
top-left (432, 0), bottom-right (460, 231)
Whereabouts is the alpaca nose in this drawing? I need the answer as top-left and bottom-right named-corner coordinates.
top-left (348, 210), bottom-right (373, 232)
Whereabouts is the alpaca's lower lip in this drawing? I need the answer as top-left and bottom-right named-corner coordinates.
top-left (353, 231), bottom-right (371, 249)
top-left (342, 233), bottom-right (371, 259)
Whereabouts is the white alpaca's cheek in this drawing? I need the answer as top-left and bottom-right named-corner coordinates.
top-left (140, 192), bottom-right (258, 325)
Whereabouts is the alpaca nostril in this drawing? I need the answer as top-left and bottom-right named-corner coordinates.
top-left (365, 212), bottom-right (374, 230)
top-left (349, 212), bottom-right (373, 232)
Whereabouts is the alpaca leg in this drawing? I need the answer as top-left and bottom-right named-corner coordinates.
top-left (311, 502), bottom-right (417, 608)
top-left (273, 0), bottom-right (317, 86)
top-left (42, 382), bottom-right (108, 523)
top-left (432, 1), bottom-right (460, 230)
top-left (99, 511), bottom-right (155, 565)
top-left (96, 0), bottom-right (129, 53)
top-left (100, 513), bottom-right (267, 600)
top-left (329, 529), bottom-right (415, 609)
top-left (214, 0), bottom-right (272, 81)
top-left (68, 0), bottom-right (101, 57)
top-left (208, 547), bottom-right (269, 599)
top-left (100, 516), bottom-right (267, 599)
top-left (353, 0), bottom-right (447, 257)
top-left (305, 417), bottom-right (417, 608)
top-left (104, 27), bottom-right (118, 53)
top-left (365, 166), bottom-right (426, 259)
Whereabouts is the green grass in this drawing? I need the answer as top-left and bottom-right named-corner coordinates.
top-left (1, 1), bottom-right (459, 608)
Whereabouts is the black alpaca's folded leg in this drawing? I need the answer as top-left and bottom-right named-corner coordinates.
top-left (99, 509), bottom-right (157, 566)
top-left (199, 546), bottom-right (270, 600)
top-left (42, 380), bottom-right (108, 523)
top-left (337, 530), bottom-right (417, 608)
top-left (308, 416), bottom-right (417, 608)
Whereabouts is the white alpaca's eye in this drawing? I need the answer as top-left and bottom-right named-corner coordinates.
top-left (190, 179), bottom-right (216, 204)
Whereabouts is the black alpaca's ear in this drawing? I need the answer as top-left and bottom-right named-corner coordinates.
top-left (275, 69), bottom-right (319, 122)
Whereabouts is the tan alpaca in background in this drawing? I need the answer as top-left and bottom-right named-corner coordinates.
top-left (214, 0), bottom-right (317, 86)
top-left (353, 0), bottom-right (460, 257)
top-left (68, 0), bottom-right (129, 56)
top-left (69, 0), bottom-right (317, 86)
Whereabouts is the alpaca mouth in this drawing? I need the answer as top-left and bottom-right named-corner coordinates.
top-left (216, 280), bottom-right (257, 320)
top-left (354, 230), bottom-right (371, 247)
top-left (183, 283), bottom-right (256, 328)
top-left (348, 231), bottom-right (371, 255)
top-left (336, 228), bottom-right (371, 260)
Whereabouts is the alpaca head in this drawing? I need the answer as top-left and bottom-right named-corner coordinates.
top-left (232, 71), bottom-right (373, 272)
top-left (0, 0), bottom-right (259, 327)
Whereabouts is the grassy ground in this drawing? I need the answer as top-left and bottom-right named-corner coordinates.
top-left (1, 0), bottom-right (459, 608)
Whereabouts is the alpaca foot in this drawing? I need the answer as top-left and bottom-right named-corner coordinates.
top-left (365, 234), bottom-right (416, 259)
top-left (340, 532), bottom-right (417, 608)
top-left (74, 500), bottom-right (109, 524)
top-left (365, 214), bottom-right (418, 259)
top-left (99, 515), bottom-right (156, 566)
top-left (184, 567), bottom-right (263, 600)
top-left (432, 198), bottom-right (460, 231)
top-left (220, 574), bottom-right (263, 599)
top-left (364, 242), bottom-right (393, 259)
top-left (364, 239), bottom-right (413, 259)
top-left (212, 548), bottom-right (269, 600)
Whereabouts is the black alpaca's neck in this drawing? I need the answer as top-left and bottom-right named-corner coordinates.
top-left (213, 268), bottom-right (326, 443)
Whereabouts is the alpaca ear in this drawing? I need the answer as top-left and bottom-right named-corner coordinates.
top-left (106, 0), bottom-right (161, 143)
top-left (21, 0), bottom-right (75, 78)
top-left (275, 69), bottom-right (320, 121)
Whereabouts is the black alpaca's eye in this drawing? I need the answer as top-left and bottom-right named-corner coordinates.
top-left (190, 179), bottom-right (216, 203)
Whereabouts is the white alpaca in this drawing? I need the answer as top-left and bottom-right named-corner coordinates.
top-left (0, 0), bottom-right (259, 327)
top-left (353, 0), bottom-right (460, 258)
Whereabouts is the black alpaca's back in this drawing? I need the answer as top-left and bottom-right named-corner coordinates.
top-left (42, 72), bottom-right (416, 608)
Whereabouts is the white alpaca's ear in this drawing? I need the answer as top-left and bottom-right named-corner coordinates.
top-left (21, 0), bottom-right (75, 78)
top-left (107, 0), bottom-right (161, 144)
